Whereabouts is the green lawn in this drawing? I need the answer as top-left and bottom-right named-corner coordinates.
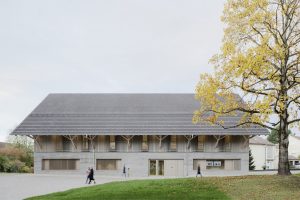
top-left (27, 175), bottom-right (300, 200)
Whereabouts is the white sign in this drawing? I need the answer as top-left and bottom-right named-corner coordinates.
top-left (206, 161), bottom-right (213, 166)
top-left (213, 161), bottom-right (221, 166)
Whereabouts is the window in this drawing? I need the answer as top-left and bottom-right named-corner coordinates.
top-left (194, 159), bottom-right (240, 170)
top-left (42, 159), bottom-right (79, 170)
top-left (96, 159), bottom-right (121, 170)
top-left (206, 160), bottom-right (225, 169)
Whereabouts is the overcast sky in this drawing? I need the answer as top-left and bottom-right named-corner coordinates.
top-left (0, 0), bottom-right (226, 142)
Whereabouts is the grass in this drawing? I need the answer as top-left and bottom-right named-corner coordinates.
top-left (27, 175), bottom-right (300, 200)
top-left (27, 179), bottom-right (229, 200)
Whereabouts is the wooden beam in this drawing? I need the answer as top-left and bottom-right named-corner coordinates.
top-left (85, 135), bottom-right (97, 149)
top-left (121, 135), bottom-right (134, 152)
top-left (154, 135), bottom-right (168, 151)
top-left (213, 135), bottom-right (226, 149)
top-left (242, 135), bottom-right (255, 148)
top-left (28, 135), bottom-right (42, 151)
top-left (63, 135), bottom-right (78, 150)
top-left (184, 135), bottom-right (196, 151)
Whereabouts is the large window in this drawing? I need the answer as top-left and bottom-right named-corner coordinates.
top-left (96, 159), bottom-right (121, 170)
top-left (42, 159), bottom-right (79, 170)
top-left (206, 160), bottom-right (225, 169)
top-left (193, 159), bottom-right (240, 170)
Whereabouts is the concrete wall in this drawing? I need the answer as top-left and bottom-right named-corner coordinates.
top-left (34, 151), bottom-right (249, 177)
top-left (34, 135), bottom-right (249, 177)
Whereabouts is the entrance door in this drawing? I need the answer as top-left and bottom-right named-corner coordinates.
top-left (164, 160), bottom-right (184, 177)
top-left (149, 160), bottom-right (164, 176)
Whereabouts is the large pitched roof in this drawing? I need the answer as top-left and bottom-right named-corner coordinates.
top-left (11, 93), bottom-right (269, 136)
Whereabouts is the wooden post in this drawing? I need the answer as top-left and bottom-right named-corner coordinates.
top-left (28, 135), bottom-right (42, 151)
top-left (154, 135), bottom-right (168, 152)
top-left (63, 135), bottom-right (78, 150)
top-left (121, 135), bottom-right (134, 152)
top-left (213, 135), bottom-right (226, 150)
top-left (184, 135), bottom-right (196, 152)
top-left (243, 135), bottom-right (255, 149)
top-left (86, 135), bottom-right (97, 150)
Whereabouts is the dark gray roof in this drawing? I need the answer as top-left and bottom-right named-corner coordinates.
top-left (11, 93), bottom-right (269, 136)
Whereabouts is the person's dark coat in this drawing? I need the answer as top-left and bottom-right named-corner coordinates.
top-left (89, 168), bottom-right (94, 180)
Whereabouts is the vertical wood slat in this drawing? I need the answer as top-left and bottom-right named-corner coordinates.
top-left (225, 136), bottom-right (231, 152)
top-left (142, 135), bottom-right (148, 151)
top-left (55, 136), bottom-right (63, 151)
top-left (170, 135), bottom-right (177, 151)
top-left (109, 135), bottom-right (116, 151)
top-left (197, 136), bottom-right (205, 152)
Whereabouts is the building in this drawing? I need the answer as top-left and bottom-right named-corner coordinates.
top-left (288, 135), bottom-right (300, 168)
top-left (249, 136), bottom-right (277, 170)
top-left (11, 93), bottom-right (268, 177)
top-left (250, 135), bottom-right (300, 170)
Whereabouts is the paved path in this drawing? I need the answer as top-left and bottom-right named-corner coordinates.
top-left (1, 171), bottom-right (300, 200)
top-left (0, 174), bottom-right (125, 200)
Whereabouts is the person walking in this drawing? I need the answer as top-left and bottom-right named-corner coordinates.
top-left (88, 167), bottom-right (96, 184)
top-left (196, 165), bottom-right (202, 178)
top-left (123, 165), bottom-right (126, 178)
top-left (85, 167), bottom-right (91, 184)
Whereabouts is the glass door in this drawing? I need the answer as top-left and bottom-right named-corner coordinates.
top-left (149, 160), bottom-right (164, 176)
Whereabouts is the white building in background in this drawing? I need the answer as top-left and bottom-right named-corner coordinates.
top-left (250, 135), bottom-right (300, 170)
top-left (288, 135), bottom-right (300, 167)
top-left (289, 135), bottom-right (300, 159)
top-left (249, 136), bottom-right (277, 170)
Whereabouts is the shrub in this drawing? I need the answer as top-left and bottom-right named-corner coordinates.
top-left (0, 155), bottom-right (10, 172)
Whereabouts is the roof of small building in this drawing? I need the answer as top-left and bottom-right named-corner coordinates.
top-left (249, 136), bottom-right (274, 145)
top-left (11, 93), bottom-right (269, 136)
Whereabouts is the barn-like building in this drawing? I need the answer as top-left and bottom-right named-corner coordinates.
top-left (11, 93), bottom-right (268, 176)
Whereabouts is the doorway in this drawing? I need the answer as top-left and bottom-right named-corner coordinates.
top-left (149, 159), bottom-right (184, 176)
top-left (149, 160), bottom-right (164, 176)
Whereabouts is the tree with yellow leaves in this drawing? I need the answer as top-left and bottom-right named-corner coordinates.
top-left (194, 0), bottom-right (299, 175)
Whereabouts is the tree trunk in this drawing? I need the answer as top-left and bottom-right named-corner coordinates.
top-left (278, 108), bottom-right (291, 175)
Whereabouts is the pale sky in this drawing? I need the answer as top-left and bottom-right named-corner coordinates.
top-left (0, 0), bottom-right (226, 142)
